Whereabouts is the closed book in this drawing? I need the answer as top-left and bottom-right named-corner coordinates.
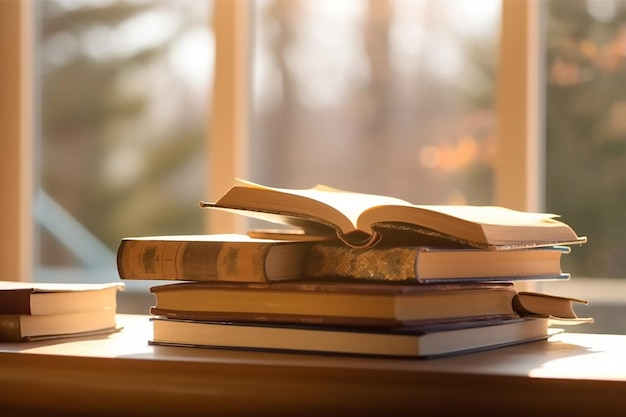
top-left (305, 243), bottom-right (570, 283)
top-left (149, 281), bottom-right (590, 327)
top-left (149, 317), bottom-right (555, 358)
top-left (117, 234), bottom-right (318, 282)
top-left (0, 281), bottom-right (124, 315)
top-left (117, 234), bottom-right (570, 284)
top-left (0, 309), bottom-right (120, 342)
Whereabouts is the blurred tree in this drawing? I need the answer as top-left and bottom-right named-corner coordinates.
top-left (38, 0), bottom-right (208, 267)
top-left (252, 0), bottom-right (498, 205)
top-left (545, 0), bottom-right (626, 277)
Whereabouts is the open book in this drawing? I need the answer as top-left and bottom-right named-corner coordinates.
top-left (201, 179), bottom-right (587, 250)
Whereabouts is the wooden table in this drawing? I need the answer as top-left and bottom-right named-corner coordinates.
top-left (1, 314), bottom-right (625, 416)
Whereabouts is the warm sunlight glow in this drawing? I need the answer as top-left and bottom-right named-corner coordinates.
top-left (528, 333), bottom-right (626, 381)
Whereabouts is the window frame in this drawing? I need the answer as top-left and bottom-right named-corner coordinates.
top-left (496, 0), bottom-right (544, 212)
top-left (208, 0), bottom-right (251, 234)
top-left (0, 0), bottom-right (33, 281)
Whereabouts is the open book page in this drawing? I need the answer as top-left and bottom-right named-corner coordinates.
top-left (234, 181), bottom-right (561, 227)
top-left (358, 205), bottom-right (563, 231)
top-left (357, 204), bottom-right (582, 244)
top-left (206, 179), bottom-right (586, 249)
top-left (234, 178), bottom-right (412, 231)
top-left (246, 229), bottom-right (336, 242)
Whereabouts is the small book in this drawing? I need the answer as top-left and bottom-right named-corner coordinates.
top-left (200, 179), bottom-right (587, 250)
top-left (116, 234), bottom-right (570, 284)
top-left (148, 281), bottom-right (591, 328)
top-left (149, 316), bottom-right (556, 358)
top-left (0, 281), bottom-right (124, 342)
top-left (0, 281), bottom-right (124, 315)
top-left (0, 309), bottom-right (121, 342)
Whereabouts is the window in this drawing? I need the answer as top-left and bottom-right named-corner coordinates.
top-left (1, 0), bottom-right (623, 332)
top-left (541, 0), bottom-right (626, 333)
top-left (545, 0), bottom-right (626, 279)
top-left (33, 0), bottom-right (212, 284)
top-left (251, 0), bottom-right (500, 205)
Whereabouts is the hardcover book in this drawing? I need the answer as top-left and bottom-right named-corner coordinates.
top-left (148, 280), bottom-right (591, 327)
top-left (0, 281), bottom-right (124, 342)
top-left (304, 243), bottom-right (570, 283)
top-left (200, 179), bottom-right (587, 250)
top-left (149, 316), bottom-right (556, 358)
top-left (0, 310), bottom-right (121, 342)
top-left (116, 234), bottom-right (318, 282)
top-left (0, 281), bottom-right (123, 315)
top-left (117, 234), bottom-right (571, 283)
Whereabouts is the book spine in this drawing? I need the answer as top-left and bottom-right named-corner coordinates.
top-left (304, 245), bottom-right (419, 281)
top-left (117, 240), bottom-right (273, 282)
top-left (0, 315), bottom-right (23, 342)
top-left (0, 290), bottom-right (32, 314)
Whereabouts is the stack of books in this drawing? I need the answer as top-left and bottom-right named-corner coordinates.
top-left (0, 281), bottom-right (124, 342)
top-left (117, 179), bottom-right (592, 358)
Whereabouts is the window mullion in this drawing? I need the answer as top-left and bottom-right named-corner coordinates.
top-left (495, 0), bottom-right (544, 212)
top-left (0, 0), bottom-right (33, 281)
top-left (208, 0), bottom-right (251, 234)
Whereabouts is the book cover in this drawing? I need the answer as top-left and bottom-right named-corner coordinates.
top-left (117, 234), bottom-right (572, 284)
top-left (0, 281), bottom-right (124, 315)
top-left (304, 243), bottom-right (571, 283)
top-left (148, 280), bottom-right (591, 327)
top-left (116, 233), bottom-right (318, 282)
top-left (0, 309), bottom-right (120, 342)
top-left (149, 316), bottom-right (555, 358)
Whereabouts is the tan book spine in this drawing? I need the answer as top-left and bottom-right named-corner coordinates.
top-left (117, 239), bottom-right (273, 282)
